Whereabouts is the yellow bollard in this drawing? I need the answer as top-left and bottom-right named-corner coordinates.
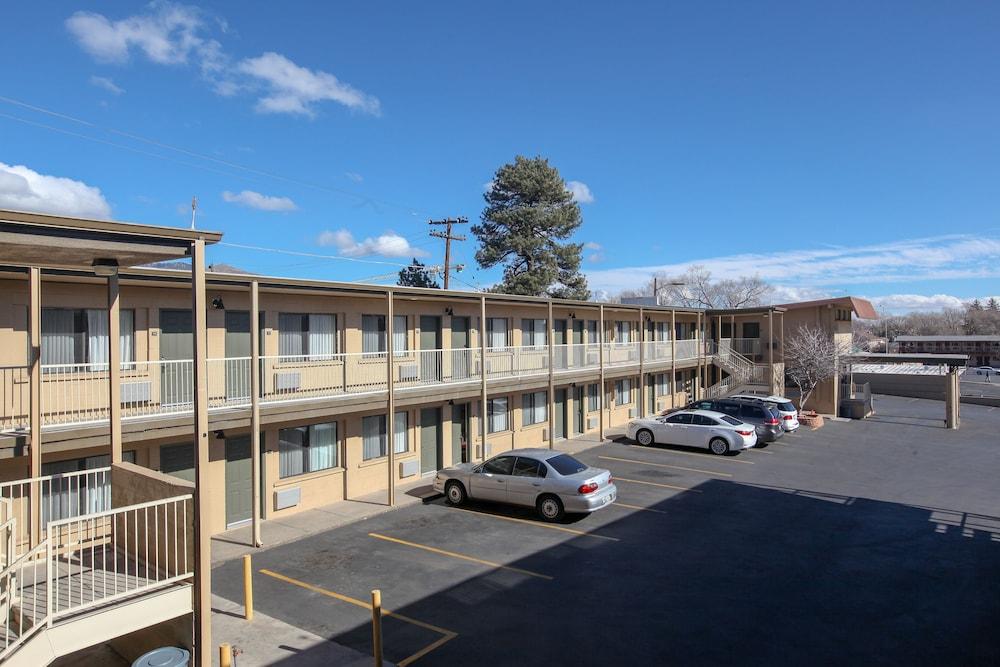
top-left (243, 554), bottom-right (253, 621)
top-left (220, 643), bottom-right (232, 667)
top-left (371, 589), bottom-right (383, 666)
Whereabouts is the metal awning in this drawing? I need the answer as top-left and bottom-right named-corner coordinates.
top-left (842, 352), bottom-right (968, 368)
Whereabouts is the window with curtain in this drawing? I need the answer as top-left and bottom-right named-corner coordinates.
top-left (487, 318), bottom-right (508, 348)
top-left (40, 452), bottom-right (132, 523)
top-left (279, 313), bottom-right (337, 358)
top-left (521, 391), bottom-right (547, 426)
top-left (362, 415), bottom-right (387, 460)
top-left (615, 321), bottom-right (632, 343)
top-left (521, 319), bottom-right (547, 348)
top-left (586, 320), bottom-right (598, 344)
top-left (393, 411), bottom-right (408, 454)
top-left (656, 373), bottom-right (669, 395)
top-left (488, 397), bottom-right (509, 433)
top-left (362, 314), bottom-right (407, 356)
top-left (587, 383), bottom-right (599, 412)
top-left (41, 308), bottom-right (135, 368)
top-left (656, 321), bottom-right (670, 341)
top-left (615, 379), bottom-right (632, 406)
top-left (278, 422), bottom-right (338, 478)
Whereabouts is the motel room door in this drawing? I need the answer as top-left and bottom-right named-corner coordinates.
top-left (451, 403), bottom-right (470, 464)
top-left (574, 386), bottom-right (585, 435)
top-left (451, 316), bottom-right (471, 380)
top-left (420, 407), bottom-right (443, 475)
top-left (225, 311), bottom-right (251, 402)
top-left (225, 435), bottom-right (253, 527)
top-left (554, 388), bottom-right (568, 440)
top-left (420, 316), bottom-right (442, 382)
top-left (159, 309), bottom-right (193, 407)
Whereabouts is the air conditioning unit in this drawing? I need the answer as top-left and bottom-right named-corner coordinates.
top-left (628, 408), bottom-right (637, 418)
top-left (120, 380), bottom-right (151, 403)
top-left (398, 364), bottom-right (419, 382)
top-left (274, 487), bottom-right (300, 510)
top-left (586, 416), bottom-right (598, 430)
top-left (542, 428), bottom-right (549, 440)
top-left (399, 459), bottom-right (419, 478)
top-left (275, 372), bottom-right (301, 391)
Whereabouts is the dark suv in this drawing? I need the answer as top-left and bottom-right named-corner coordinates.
top-left (687, 398), bottom-right (784, 444)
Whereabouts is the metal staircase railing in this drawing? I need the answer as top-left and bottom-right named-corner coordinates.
top-left (705, 341), bottom-right (768, 399)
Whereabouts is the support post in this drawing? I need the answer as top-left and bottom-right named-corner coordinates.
top-left (371, 589), bottom-right (384, 666)
top-left (547, 300), bottom-right (555, 449)
top-left (945, 368), bottom-right (960, 429)
top-left (191, 239), bottom-right (212, 667)
top-left (695, 312), bottom-right (702, 400)
top-left (638, 307), bottom-right (645, 416)
top-left (670, 310), bottom-right (676, 409)
top-left (243, 554), bottom-right (253, 621)
top-left (108, 272), bottom-right (122, 463)
top-left (386, 289), bottom-right (395, 506)
top-left (250, 281), bottom-right (262, 547)
top-left (767, 309), bottom-right (775, 395)
top-left (28, 267), bottom-right (41, 548)
top-left (598, 304), bottom-right (605, 441)
top-left (219, 644), bottom-right (232, 667)
top-left (479, 295), bottom-right (488, 460)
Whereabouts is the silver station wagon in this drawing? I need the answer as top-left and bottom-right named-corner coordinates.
top-left (433, 448), bottom-right (617, 521)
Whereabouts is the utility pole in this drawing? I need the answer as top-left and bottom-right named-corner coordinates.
top-left (190, 196), bottom-right (198, 230)
top-left (652, 277), bottom-right (685, 306)
top-left (429, 217), bottom-right (468, 289)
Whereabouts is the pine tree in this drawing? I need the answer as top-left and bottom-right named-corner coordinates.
top-left (397, 258), bottom-right (440, 288)
top-left (474, 156), bottom-right (590, 299)
top-left (970, 299), bottom-right (984, 311)
top-left (987, 297), bottom-right (999, 311)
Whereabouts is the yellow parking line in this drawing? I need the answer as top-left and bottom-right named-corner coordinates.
top-left (610, 502), bottom-right (669, 515)
top-left (629, 446), bottom-right (754, 464)
top-left (615, 477), bottom-right (703, 493)
top-left (599, 455), bottom-right (733, 478)
top-left (447, 506), bottom-right (619, 541)
top-left (260, 568), bottom-right (458, 667)
top-left (369, 532), bottom-right (554, 580)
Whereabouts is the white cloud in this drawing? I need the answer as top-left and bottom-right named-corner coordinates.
top-left (237, 52), bottom-right (381, 117)
top-left (66, 5), bottom-right (379, 118)
top-left (566, 180), bottom-right (595, 204)
top-left (317, 229), bottom-right (428, 258)
top-left (586, 234), bottom-right (1000, 295)
top-left (583, 241), bottom-right (604, 263)
top-left (89, 75), bottom-right (124, 95)
top-left (0, 161), bottom-right (112, 219)
top-left (344, 171), bottom-right (364, 184)
top-left (221, 190), bottom-right (296, 212)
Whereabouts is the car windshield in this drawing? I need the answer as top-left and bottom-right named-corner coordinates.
top-left (721, 416), bottom-right (742, 425)
top-left (776, 401), bottom-right (796, 412)
top-left (547, 454), bottom-right (588, 475)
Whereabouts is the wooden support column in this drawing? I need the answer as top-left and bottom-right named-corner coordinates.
top-left (945, 367), bottom-right (960, 429)
top-left (108, 272), bottom-right (122, 463)
top-left (28, 267), bottom-right (41, 548)
top-left (547, 300), bottom-right (555, 449)
top-left (767, 309), bottom-right (775, 395)
top-left (694, 312), bottom-right (702, 400)
top-left (386, 289), bottom-right (395, 506)
top-left (670, 310), bottom-right (676, 408)
top-left (479, 295), bottom-right (488, 460)
top-left (250, 280), bottom-right (262, 547)
top-left (638, 307), bottom-right (645, 416)
top-left (191, 239), bottom-right (212, 667)
top-left (598, 304), bottom-right (605, 440)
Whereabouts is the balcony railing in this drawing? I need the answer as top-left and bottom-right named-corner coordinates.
top-left (0, 339), bottom-right (732, 431)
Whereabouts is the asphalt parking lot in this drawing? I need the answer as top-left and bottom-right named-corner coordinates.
top-left (213, 395), bottom-right (1000, 665)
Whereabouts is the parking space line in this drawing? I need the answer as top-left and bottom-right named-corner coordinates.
top-left (599, 455), bottom-right (734, 477)
top-left (614, 477), bottom-right (703, 493)
top-left (446, 506), bottom-right (619, 541)
top-left (259, 568), bottom-right (458, 667)
top-left (626, 446), bottom-right (754, 464)
top-left (368, 532), bottom-right (555, 580)
top-left (611, 502), bottom-right (669, 515)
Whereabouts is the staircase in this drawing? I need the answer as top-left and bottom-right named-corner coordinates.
top-left (0, 494), bottom-right (194, 666)
top-left (704, 341), bottom-right (769, 399)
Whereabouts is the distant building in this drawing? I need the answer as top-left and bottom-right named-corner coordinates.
top-left (893, 335), bottom-right (1000, 367)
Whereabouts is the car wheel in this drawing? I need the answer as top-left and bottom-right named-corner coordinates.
top-left (537, 495), bottom-right (565, 522)
top-left (635, 429), bottom-right (654, 446)
top-left (709, 438), bottom-right (729, 456)
top-left (445, 481), bottom-right (467, 506)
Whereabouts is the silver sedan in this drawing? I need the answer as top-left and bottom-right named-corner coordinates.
top-left (432, 448), bottom-right (617, 521)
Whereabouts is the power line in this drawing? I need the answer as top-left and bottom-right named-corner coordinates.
top-left (217, 242), bottom-right (414, 268)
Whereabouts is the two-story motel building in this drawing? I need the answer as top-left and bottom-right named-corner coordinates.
top-left (0, 209), bottom-right (872, 665)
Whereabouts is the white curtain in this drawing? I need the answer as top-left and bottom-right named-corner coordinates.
top-left (87, 309), bottom-right (109, 368)
top-left (279, 314), bottom-right (305, 357)
top-left (393, 315), bottom-right (407, 356)
top-left (489, 397), bottom-right (508, 432)
top-left (588, 384), bottom-right (599, 411)
top-left (616, 321), bottom-right (631, 344)
top-left (41, 309), bottom-right (75, 365)
top-left (393, 411), bottom-right (408, 454)
top-left (522, 392), bottom-right (546, 425)
top-left (362, 315), bottom-right (385, 354)
top-left (119, 310), bottom-right (135, 367)
top-left (309, 422), bottom-right (337, 471)
top-left (279, 427), bottom-right (306, 478)
top-left (309, 314), bottom-right (335, 359)
top-left (488, 318), bottom-right (507, 348)
top-left (363, 415), bottom-right (386, 459)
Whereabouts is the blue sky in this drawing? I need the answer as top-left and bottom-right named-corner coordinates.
top-left (2, 1), bottom-right (999, 313)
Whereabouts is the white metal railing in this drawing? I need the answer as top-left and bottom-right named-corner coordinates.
top-left (392, 349), bottom-right (482, 389)
top-left (0, 540), bottom-right (48, 659)
top-left (642, 341), bottom-right (673, 363)
top-left (0, 468), bottom-right (112, 560)
top-left (260, 351), bottom-right (388, 404)
top-left (484, 346), bottom-right (549, 379)
top-left (0, 366), bottom-right (29, 432)
top-left (603, 342), bottom-right (640, 367)
top-left (721, 337), bottom-right (763, 358)
top-left (673, 339), bottom-right (699, 361)
top-left (553, 344), bottom-right (602, 372)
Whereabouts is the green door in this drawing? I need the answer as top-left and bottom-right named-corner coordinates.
top-left (574, 386), bottom-right (585, 434)
top-left (555, 388), bottom-right (567, 440)
top-left (420, 407), bottom-right (442, 474)
top-left (225, 311), bottom-right (251, 402)
top-left (450, 316), bottom-right (470, 379)
top-left (420, 316), bottom-right (442, 382)
top-left (553, 320), bottom-right (567, 368)
top-left (225, 436), bottom-right (252, 526)
top-left (451, 403), bottom-right (469, 463)
top-left (160, 310), bottom-right (193, 406)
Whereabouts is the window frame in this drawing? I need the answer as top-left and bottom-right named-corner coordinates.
top-left (41, 307), bottom-right (136, 368)
top-left (278, 421), bottom-right (339, 479)
top-left (487, 396), bottom-right (510, 433)
top-left (521, 390), bottom-right (548, 427)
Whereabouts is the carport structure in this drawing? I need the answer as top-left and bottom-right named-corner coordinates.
top-left (841, 352), bottom-right (969, 429)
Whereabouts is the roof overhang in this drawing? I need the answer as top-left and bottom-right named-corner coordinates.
top-left (841, 352), bottom-right (969, 368)
top-left (0, 209), bottom-right (221, 271)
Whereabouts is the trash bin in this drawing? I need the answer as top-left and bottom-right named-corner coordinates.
top-left (132, 647), bottom-right (190, 667)
top-left (839, 399), bottom-right (866, 420)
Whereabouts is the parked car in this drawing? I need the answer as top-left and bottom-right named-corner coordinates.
top-left (626, 409), bottom-right (757, 455)
top-left (730, 394), bottom-right (800, 431)
top-left (433, 449), bottom-right (616, 521)
top-left (972, 366), bottom-right (999, 381)
top-left (687, 398), bottom-right (785, 443)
